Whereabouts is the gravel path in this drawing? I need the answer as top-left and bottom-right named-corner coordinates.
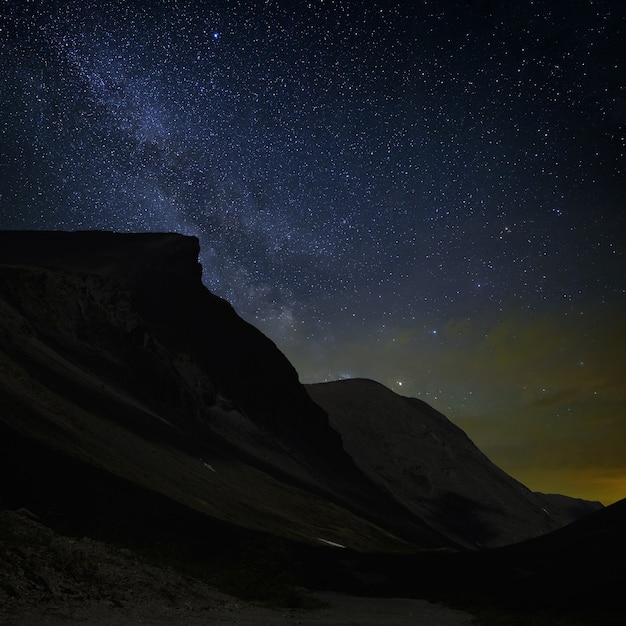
top-left (207, 592), bottom-right (475, 626)
top-left (1, 592), bottom-right (474, 625)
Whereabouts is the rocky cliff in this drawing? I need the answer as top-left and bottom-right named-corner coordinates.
top-left (0, 230), bottom-right (446, 551)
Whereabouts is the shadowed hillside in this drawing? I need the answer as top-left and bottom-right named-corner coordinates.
top-left (0, 230), bottom-right (448, 551)
top-left (307, 378), bottom-right (601, 548)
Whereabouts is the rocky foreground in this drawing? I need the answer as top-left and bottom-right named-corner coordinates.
top-left (0, 509), bottom-right (472, 626)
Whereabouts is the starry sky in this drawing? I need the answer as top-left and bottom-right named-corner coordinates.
top-left (1, 0), bottom-right (625, 505)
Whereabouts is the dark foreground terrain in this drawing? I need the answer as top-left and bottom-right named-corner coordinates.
top-left (0, 511), bottom-right (473, 626)
top-left (2, 503), bottom-right (625, 626)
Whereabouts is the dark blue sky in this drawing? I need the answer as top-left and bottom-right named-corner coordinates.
top-left (1, 0), bottom-right (624, 503)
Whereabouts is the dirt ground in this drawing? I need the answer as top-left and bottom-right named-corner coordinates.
top-left (0, 592), bottom-right (474, 626)
top-left (0, 509), bottom-right (474, 625)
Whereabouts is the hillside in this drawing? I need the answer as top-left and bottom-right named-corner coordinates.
top-left (0, 230), bottom-right (449, 552)
top-left (307, 378), bottom-right (601, 548)
top-left (0, 231), bottom-right (598, 549)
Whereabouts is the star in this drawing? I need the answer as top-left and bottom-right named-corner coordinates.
top-left (0, 0), bottom-right (624, 505)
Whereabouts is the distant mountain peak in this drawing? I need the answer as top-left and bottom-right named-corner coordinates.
top-left (307, 378), bottom-right (597, 548)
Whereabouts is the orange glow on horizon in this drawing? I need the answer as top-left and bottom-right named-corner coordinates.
top-left (511, 466), bottom-right (626, 507)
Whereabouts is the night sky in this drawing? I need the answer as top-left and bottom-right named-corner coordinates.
top-left (1, 1), bottom-right (624, 505)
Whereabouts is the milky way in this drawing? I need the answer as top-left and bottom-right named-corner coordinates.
top-left (1, 1), bottom-right (625, 503)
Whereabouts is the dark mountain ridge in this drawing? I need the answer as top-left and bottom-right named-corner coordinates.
top-left (0, 230), bottom-right (324, 441)
top-left (0, 230), bottom-right (447, 550)
top-left (307, 378), bottom-right (602, 548)
top-left (0, 231), bottom-right (600, 550)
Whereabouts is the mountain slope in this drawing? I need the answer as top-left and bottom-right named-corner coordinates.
top-left (306, 378), bottom-right (594, 548)
top-left (494, 495), bottom-right (626, 596)
top-left (0, 230), bottom-right (620, 623)
top-left (0, 230), bottom-right (447, 551)
top-left (0, 230), bottom-right (598, 555)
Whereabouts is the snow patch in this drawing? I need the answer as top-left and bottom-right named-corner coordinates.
top-left (316, 537), bottom-right (346, 548)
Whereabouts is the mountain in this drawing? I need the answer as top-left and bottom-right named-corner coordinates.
top-left (536, 492), bottom-right (603, 519)
top-left (484, 496), bottom-right (626, 610)
top-left (307, 378), bottom-right (597, 548)
top-left (0, 230), bottom-right (620, 622)
top-left (0, 230), bottom-right (447, 552)
top-left (0, 231), bottom-right (597, 555)
top-left (317, 496), bottom-right (626, 620)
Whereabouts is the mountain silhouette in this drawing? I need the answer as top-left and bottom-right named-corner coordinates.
top-left (307, 378), bottom-right (600, 548)
top-left (0, 230), bottom-right (447, 550)
top-left (0, 230), bottom-right (618, 623)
